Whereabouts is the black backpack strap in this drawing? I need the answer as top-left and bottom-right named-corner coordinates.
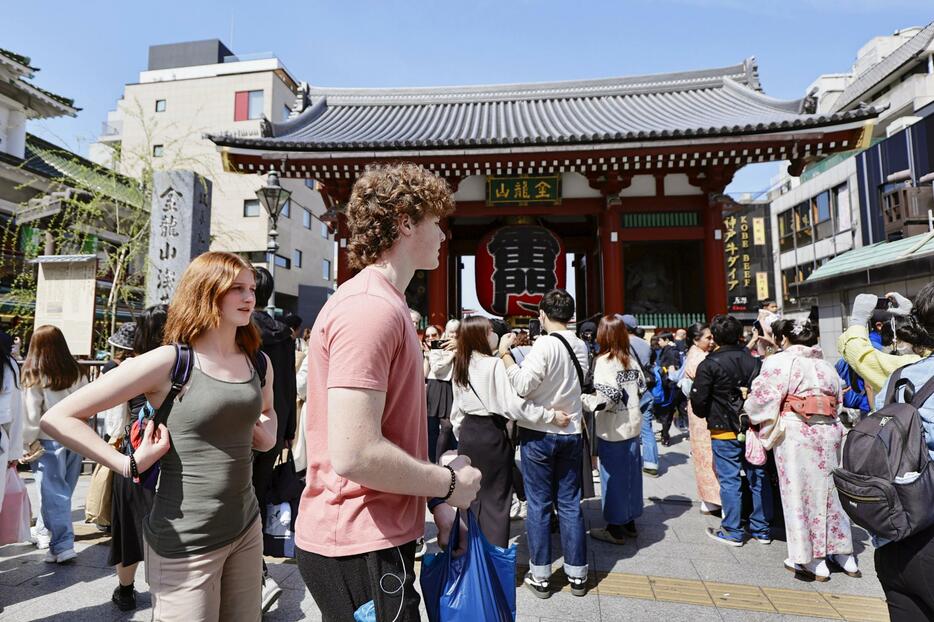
top-left (254, 351), bottom-right (267, 388)
top-left (152, 344), bottom-right (193, 427)
top-left (882, 367), bottom-right (906, 405)
top-left (551, 333), bottom-right (585, 391)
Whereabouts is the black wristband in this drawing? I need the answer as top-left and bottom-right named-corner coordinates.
top-left (440, 465), bottom-right (456, 501)
top-left (129, 453), bottom-right (139, 480)
top-left (427, 497), bottom-right (445, 512)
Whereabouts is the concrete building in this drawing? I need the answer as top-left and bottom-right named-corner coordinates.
top-left (90, 40), bottom-right (335, 323)
top-left (758, 23), bottom-right (934, 331)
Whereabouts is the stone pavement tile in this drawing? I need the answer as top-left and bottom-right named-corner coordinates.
top-left (0, 547), bottom-right (51, 587)
top-left (807, 572), bottom-right (885, 599)
top-left (717, 609), bottom-right (844, 622)
top-left (818, 592), bottom-right (889, 622)
top-left (648, 575), bottom-right (714, 606)
top-left (704, 580), bottom-right (775, 612)
top-left (516, 616), bottom-right (539, 622)
top-left (514, 587), bottom-right (601, 621)
top-left (762, 587), bottom-right (843, 620)
top-left (591, 552), bottom-right (702, 580)
top-left (691, 558), bottom-right (807, 591)
top-left (263, 586), bottom-right (324, 622)
top-left (597, 594), bottom-right (722, 622)
top-left (615, 538), bottom-right (738, 564)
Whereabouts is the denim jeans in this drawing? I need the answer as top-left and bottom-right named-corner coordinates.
top-left (639, 393), bottom-right (659, 470)
top-left (711, 438), bottom-right (773, 542)
top-left (32, 439), bottom-right (82, 555)
top-left (519, 429), bottom-right (587, 580)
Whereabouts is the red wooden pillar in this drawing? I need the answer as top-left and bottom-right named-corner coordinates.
top-left (703, 199), bottom-right (727, 320)
top-left (336, 215), bottom-right (353, 284)
top-left (427, 220), bottom-right (449, 326)
top-left (599, 208), bottom-right (624, 315)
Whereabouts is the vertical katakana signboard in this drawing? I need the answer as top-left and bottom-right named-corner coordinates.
top-left (723, 203), bottom-right (772, 313)
top-left (146, 170), bottom-right (212, 306)
top-left (475, 225), bottom-right (566, 316)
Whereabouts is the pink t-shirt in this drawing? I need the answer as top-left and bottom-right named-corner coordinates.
top-left (296, 268), bottom-right (428, 556)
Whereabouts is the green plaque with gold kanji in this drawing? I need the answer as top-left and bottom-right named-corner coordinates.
top-left (486, 175), bottom-right (561, 206)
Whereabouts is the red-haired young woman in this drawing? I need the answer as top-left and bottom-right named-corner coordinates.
top-left (41, 251), bottom-right (277, 621)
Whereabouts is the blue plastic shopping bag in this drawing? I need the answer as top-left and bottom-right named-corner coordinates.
top-left (420, 510), bottom-right (516, 622)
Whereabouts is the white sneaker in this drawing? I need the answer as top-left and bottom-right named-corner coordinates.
top-left (509, 497), bottom-right (527, 521)
top-left (261, 576), bottom-right (282, 614)
top-left (43, 548), bottom-right (76, 563)
top-left (30, 526), bottom-right (50, 550)
top-left (509, 495), bottom-right (521, 519)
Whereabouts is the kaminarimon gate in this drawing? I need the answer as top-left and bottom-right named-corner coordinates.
top-left (210, 59), bottom-right (876, 327)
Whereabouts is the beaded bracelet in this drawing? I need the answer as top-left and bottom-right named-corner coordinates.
top-left (129, 453), bottom-right (140, 480)
top-left (440, 465), bottom-right (456, 501)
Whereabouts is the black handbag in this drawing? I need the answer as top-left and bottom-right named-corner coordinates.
top-left (263, 449), bottom-right (304, 557)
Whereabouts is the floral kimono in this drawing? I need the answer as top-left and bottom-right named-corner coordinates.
top-left (744, 344), bottom-right (854, 564)
top-left (684, 345), bottom-right (720, 506)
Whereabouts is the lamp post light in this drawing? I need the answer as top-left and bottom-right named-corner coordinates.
top-left (255, 170), bottom-right (292, 318)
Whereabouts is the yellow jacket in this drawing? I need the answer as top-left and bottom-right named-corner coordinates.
top-left (837, 325), bottom-right (921, 393)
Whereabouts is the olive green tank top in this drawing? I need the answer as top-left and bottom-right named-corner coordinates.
top-left (144, 362), bottom-right (262, 558)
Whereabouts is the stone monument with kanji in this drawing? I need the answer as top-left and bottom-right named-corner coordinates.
top-left (146, 170), bottom-right (212, 306)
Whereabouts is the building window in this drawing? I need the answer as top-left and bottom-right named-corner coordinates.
top-left (835, 183), bottom-right (851, 231)
top-left (778, 210), bottom-right (795, 253)
top-left (243, 199), bottom-right (260, 217)
top-left (234, 90), bottom-right (264, 121)
top-left (155, 99), bottom-right (166, 113)
top-left (303, 209), bottom-right (312, 229)
top-left (152, 144), bottom-right (164, 157)
top-left (321, 222), bottom-right (329, 238)
top-left (280, 199), bottom-right (290, 218)
top-left (293, 249), bottom-right (303, 268)
top-left (322, 259), bottom-right (331, 281)
top-left (274, 254), bottom-right (291, 269)
top-left (794, 202), bottom-right (813, 246)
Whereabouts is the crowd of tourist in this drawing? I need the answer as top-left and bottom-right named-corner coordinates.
top-left (1, 161), bottom-right (933, 621)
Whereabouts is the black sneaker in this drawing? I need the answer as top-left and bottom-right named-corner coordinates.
top-left (112, 585), bottom-right (137, 612)
top-left (568, 576), bottom-right (588, 597)
top-left (523, 571), bottom-right (551, 599)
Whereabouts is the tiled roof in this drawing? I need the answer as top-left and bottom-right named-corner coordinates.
top-left (833, 21), bottom-right (934, 112)
top-left (6, 135), bottom-right (145, 208)
top-left (0, 47), bottom-right (34, 71)
top-left (805, 233), bottom-right (934, 283)
top-left (209, 59), bottom-right (878, 152)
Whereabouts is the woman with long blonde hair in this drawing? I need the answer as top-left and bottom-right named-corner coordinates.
top-left (22, 324), bottom-right (88, 562)
top-left (42, 252), bottom-right (277, 621)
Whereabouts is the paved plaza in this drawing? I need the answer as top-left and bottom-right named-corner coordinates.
top-left (0, 430), bottom-right (890, 622)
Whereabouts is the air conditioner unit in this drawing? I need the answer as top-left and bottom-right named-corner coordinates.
top-left (881, 184), bottom-right (934, 240)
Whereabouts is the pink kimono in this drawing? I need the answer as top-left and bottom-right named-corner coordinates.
top-left (744, 345), bottom-right (854, 564)
top-left (685, 345), bottom-right (720, 506)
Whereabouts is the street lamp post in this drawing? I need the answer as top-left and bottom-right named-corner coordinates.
top-left (255, 170), bottom-right (292, 318)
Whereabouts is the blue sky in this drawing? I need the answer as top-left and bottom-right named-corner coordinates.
top-left (7, 0), bottom-right (931, 195)
top-left (6, 1), bottom-right (932, 311)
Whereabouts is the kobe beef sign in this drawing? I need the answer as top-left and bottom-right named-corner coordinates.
top-left (486, 175), bottom-right (561, 206)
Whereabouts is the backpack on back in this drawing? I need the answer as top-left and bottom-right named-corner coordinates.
top-left (833, 367), bottom-right (934, 541)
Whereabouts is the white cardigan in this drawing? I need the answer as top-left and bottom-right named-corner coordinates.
top-left (451, 353), bottom-right (556, 439)
top-left (23, 375), bottom-right (88, 445)
top-left (582, 353), bottom-right (645, 442)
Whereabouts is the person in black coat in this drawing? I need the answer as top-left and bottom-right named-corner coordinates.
top-left (250, 267), bottom-right (298, 609)
top-left (690, 314), bottom-right (772, 547)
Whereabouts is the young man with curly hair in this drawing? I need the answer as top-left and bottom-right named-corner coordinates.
top-left (295, 163), bottom-right (482, 621)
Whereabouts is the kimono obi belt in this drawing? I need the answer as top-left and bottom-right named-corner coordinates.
top-left (780, 394), bottom-right (838, 422)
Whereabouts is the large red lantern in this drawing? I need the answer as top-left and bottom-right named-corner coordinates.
top-left (475, 225), bottom-right (566, 317)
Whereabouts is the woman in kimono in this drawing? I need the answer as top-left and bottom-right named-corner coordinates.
top-left (744, 318), bottom-right (859, 581)
top-left (682, 323), bottom-right (720, 515)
